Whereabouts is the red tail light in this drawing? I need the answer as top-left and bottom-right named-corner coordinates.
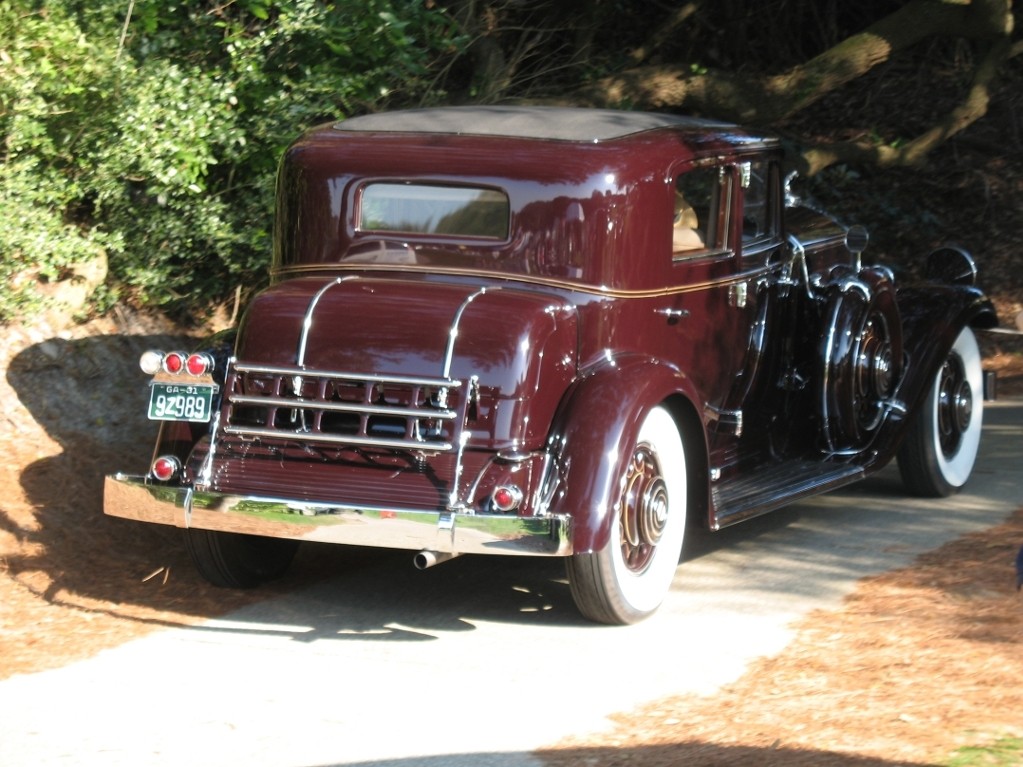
top-left (491, 485), bottom-right (523, 513)
top-left (186, 353), bottom-right (214, 376)
top-left (151, 455), bottom-right (181, 482)
top-left (162, 352), bottom-right (186, 374)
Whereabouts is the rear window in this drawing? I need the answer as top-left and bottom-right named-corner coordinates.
top-left (358, 183), bottom-right (510, 240)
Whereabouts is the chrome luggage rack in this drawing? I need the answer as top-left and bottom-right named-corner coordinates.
top-left (207, 361), bottom-right (480, 512)
top-left (221, 362), bottom-right (475, 454)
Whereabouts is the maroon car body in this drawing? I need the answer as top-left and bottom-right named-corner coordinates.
top-left (105, 106), bottom-right (996, 624)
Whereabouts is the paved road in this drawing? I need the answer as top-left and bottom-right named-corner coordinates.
top-left (2, 401), bottom-right (1021, 767)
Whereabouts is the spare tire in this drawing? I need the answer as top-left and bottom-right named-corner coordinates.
top-left (818, 268), bottom-right (903, 452)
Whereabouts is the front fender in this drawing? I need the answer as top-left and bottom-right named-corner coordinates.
top-left (547, 355), bottom-right (702, 554)
top-left (897, 284), bottom-right (996, 417)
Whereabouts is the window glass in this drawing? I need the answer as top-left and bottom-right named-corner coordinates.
top-left (359, 183), bottom-right (510, 239)
top-left (673, 167), bottom-right (729, 255)
top-left (742, 160), bottom-right (774, 245)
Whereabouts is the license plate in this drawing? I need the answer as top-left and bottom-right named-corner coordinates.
top-left (148, 383), bottom-right (218, 422)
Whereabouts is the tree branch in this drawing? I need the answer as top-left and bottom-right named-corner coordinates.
top-left (628, 3), bottom-right (699, 66)
top-left (795, 36), bottom-right (1012, 175)
top-left (578, 0), bottom-right (1013, 124)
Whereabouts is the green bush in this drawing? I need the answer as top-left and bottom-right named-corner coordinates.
top-left (0, 2), bottom-right (119, 319)
top-left (0, 0), bottom-right (464, 322)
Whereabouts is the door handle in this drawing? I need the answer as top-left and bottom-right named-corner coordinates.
top-left (657, 308), bottom-right (690, 323)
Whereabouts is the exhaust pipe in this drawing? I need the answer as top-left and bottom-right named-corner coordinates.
top-left (413, 550), bottom-right (460, 570)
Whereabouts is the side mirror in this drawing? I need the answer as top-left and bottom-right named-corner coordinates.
top-left (845, 224), bottom-right (869, 269)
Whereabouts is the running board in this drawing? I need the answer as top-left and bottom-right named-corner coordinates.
top-left (711, 460), bottom-right (865, 530)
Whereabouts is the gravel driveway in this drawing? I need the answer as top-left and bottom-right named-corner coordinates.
top-left (1, 401), bottom-right (1020, 767)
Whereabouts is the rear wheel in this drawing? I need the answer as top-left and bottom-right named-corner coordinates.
top-left (184, 529), bottom-right (299, 588)
top-left (567, 406), bottom-right (686, 625)
top-left (897, 327), bottom-right (983, 497)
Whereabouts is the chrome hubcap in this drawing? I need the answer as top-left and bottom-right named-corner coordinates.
top-left (853, 314), bottom-right (895, 433)
top-left (937, 355), bottom-right (971, 458)
top-left (619, 445), bottom-right (668, 574)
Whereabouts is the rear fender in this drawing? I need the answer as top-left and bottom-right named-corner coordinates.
top-left (546, 356), bottom-right (704, 554)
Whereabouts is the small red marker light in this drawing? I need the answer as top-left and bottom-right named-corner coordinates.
top-left (151, 455), bottom-right (181, 482)
top-left (185, 353), bottom-right (213, 376)
top-left (163, 352), bottom-right (186, 374)
top-left (491, 485), bottom-right (523, 513)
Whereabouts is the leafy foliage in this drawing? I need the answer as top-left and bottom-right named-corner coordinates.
top-left (2, 0), bottom-right (1016, 321)
top-left (0, 3), bottom-right (117, 319)
top-left (0, 0), bottom-right (463, 321)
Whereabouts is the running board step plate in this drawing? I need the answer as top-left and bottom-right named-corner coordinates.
top-left (711, 460), bottom-right (865, 530)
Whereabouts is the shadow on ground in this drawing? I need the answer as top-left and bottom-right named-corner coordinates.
top-left (2, 334), bottom-right (591, 636)
top-left (324, 743), bottom-right (932, 767)
top-left (8, 334), bottom-right (1017, 643)
top-left (3, 332), bottom-right (832, 640)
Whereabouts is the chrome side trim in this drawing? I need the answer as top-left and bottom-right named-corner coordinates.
top-left (443, 286), bottom-right (494, 379)
top-left (269, 263), bottom-right (779, 299)
top-left (195, 408), bottom-right (220, 490)
top-left (786, 234), bottom-right (813, 300)
top-left (104, 474), bottom-right (572, 557)
top-left (704, 405), bottom-right (744, 438)
top-left (297, 277), bottom-right (345, 366)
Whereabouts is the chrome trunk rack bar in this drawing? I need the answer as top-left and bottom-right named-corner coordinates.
top-left (221, 362), bottom-right (469, 454)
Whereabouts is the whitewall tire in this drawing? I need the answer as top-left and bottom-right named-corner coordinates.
top-left (567, 406), bottom-right (687, 624)
top-left (897, 327), bottom-right (983, 497)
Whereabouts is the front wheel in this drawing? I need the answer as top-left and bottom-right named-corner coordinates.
top-left (897, 326), bottom-right (983, 497)
top-left (184, 529), bottom-right (299, 588)
top-left (566, 406), bottom-right (687, 625)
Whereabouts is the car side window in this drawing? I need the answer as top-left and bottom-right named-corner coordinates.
top-left (673, 166), bottom-right (731, 257)
top-left (741, 160), bottom-right (777, 248)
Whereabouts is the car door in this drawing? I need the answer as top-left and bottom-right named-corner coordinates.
top-left (670, 157), bottom-right (785, 474)
top-left (721, 158), bottom-right (791, 463)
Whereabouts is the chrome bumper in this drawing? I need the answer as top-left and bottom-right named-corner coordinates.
top-left (103, 474), bottom-right (573, 556)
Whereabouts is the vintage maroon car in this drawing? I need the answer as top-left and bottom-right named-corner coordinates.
top-left (105, 106), bottom-right (996, 624)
